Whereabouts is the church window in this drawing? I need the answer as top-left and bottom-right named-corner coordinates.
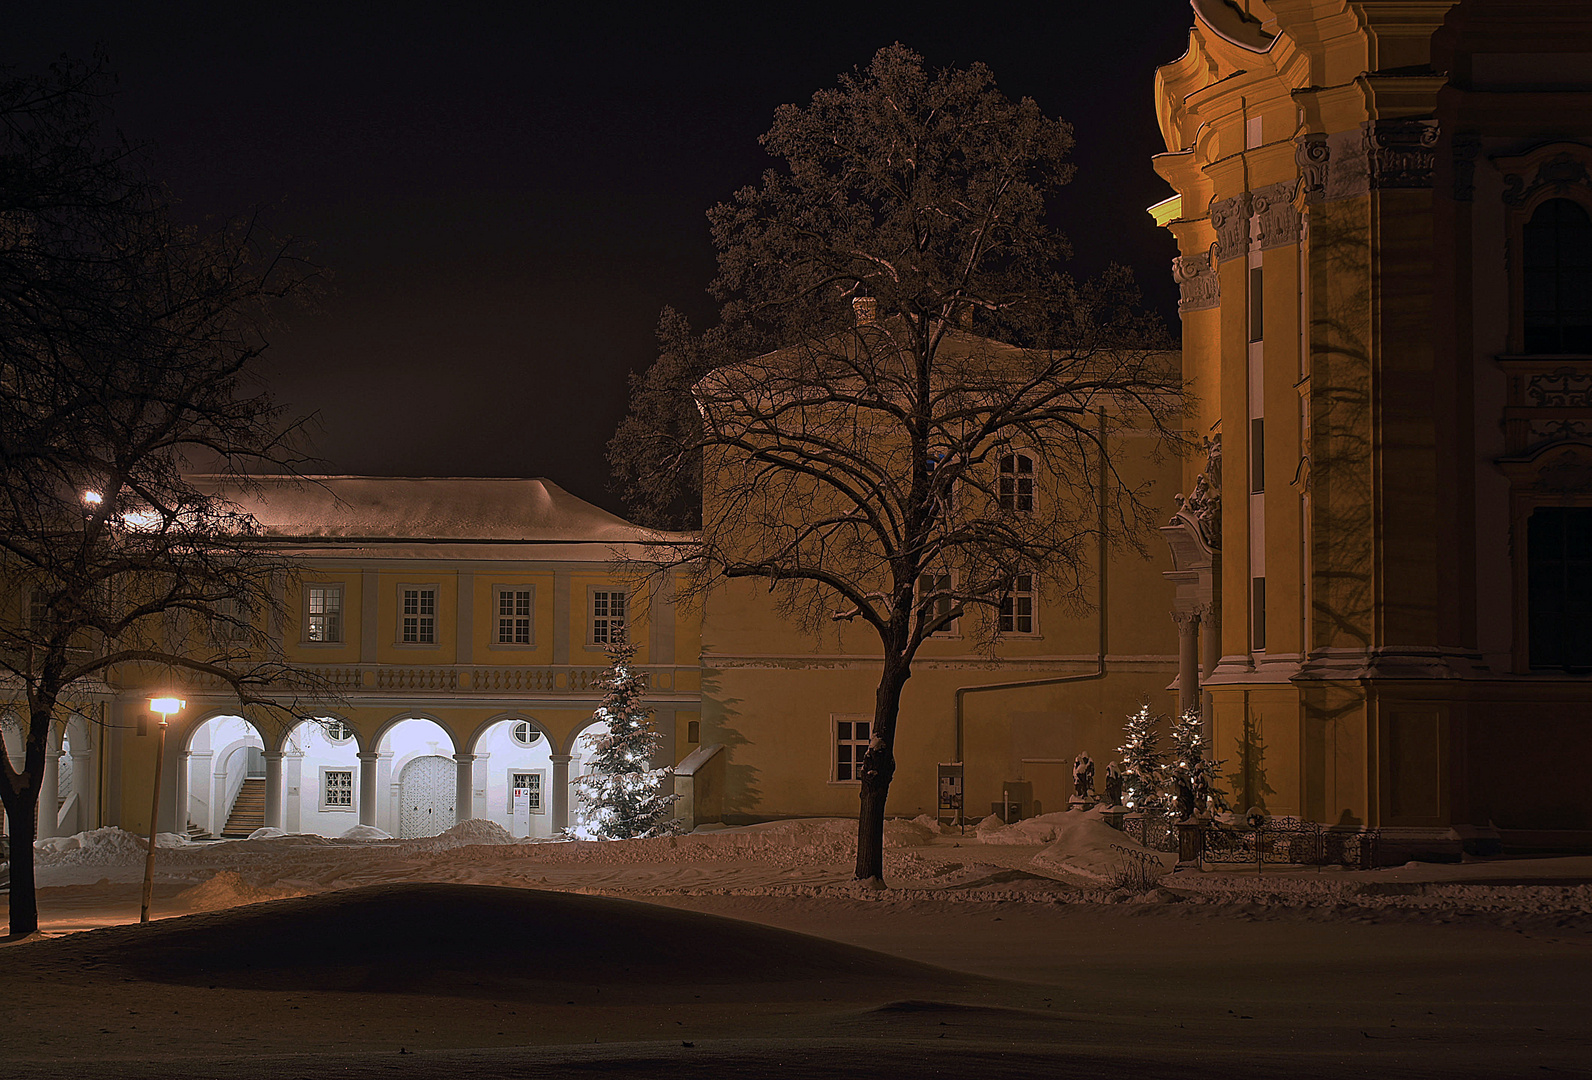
top-left (1527, 507), bottom-right (1592, 670)
top-left (1523, 198), bottom-right (1592, 354)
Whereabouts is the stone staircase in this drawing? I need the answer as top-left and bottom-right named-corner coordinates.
top-left (221, 777), bottom-right (266, 838)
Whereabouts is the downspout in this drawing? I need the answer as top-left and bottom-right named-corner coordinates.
top-left (953, 409), bottom-right (1111, 809)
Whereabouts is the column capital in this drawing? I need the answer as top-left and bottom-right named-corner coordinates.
top-left (261, 749), bottom-right (285, 761)
top-left (452, 753), bottom-right (477, 764)
top-left (357, 751), bottom-right (380, 762)
top-left (550, 753), bottom-right (573, 764)
top-left (1171, 608), bottom-right (1202, 632)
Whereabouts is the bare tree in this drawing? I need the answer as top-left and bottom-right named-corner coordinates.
top-left (610, 45), bottom-right (1182, 883)
top-left (0, 60), bottom-right (324, 936)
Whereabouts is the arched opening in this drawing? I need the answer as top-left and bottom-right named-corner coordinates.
top-left (184, 715), bottom-right (266, 839)
top-left (283, 718), bottom-right (361, 837)
top-left (472, 717), bottom-right (554, 839)
top-left (568, 718), bottom-right (611, 833)
top-left (1524, 197), bottom-right (1592, 354)
top-left (379, 717), bottom-right (457, 838)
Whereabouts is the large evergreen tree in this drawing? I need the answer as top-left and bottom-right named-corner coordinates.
top-left (571, 642), bottom-right (679, 840)
top-left (609, 45), bottom-right (1180, 883)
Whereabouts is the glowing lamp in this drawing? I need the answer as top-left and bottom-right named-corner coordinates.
top-left (149, 697), bottom-right (185, 718)
top-left (82, 490), bottom-right (103, 506)
top-left (141, 696), bottom-right (183, 924)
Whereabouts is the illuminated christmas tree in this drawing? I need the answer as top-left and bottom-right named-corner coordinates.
top-left (1116, 703), bottom-right (1167, 816)
top-left (1167, 708), bottom-right (1229, 818)
top-left (571, 641), bottom-right (680, 839)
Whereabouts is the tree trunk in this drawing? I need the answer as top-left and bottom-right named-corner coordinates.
top-left (855, 660), bottom-right (908, 882)
top-left (3, 783), bottom-right (40, 937)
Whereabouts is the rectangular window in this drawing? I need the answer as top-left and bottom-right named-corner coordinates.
top-left (1527, 507), bottom-right (1592, 669)
top-left (1250, 417), bottom-right (1265, 494)
top-left (998, 573), bottom-right (1037, 635)
top-left (26, 588), bottom-right (50, 631)
top-left (917, 572), bottom-right (957, 636)
top-left (496, 587), bottom-right (533, 645)
top-left (998, 453), bottom-right (1035, 512)
top-left (591, 589), bottom-right (626, 644)
top-left (1252, 576), bottom-right (1267, 652)
top-left (834, 716), bottom-right (871, 782)
top-left (321, 768), bottom-right (353, 810)
top-left (214, 597), bottom-right (250, 642)
top-left (509, 771), bottom-right (544, 813)
top-left (306, 585), bottom-right (343, 643)
top-left (1249, 265), bottom-right (1264, 342)
top-left (401, 587), bottom-right (436, 644)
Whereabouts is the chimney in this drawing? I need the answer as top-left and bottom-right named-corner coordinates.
top-left (852, 296), bottom-right (878, 326)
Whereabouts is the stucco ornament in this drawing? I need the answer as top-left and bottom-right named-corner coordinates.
top-left (1252, 181), bottom-right (1301, 250)
top-left (1209, 193), bottom-right (1251, 262)
top-left (1174, 434), bottom-right (1222, 549)
top-left (1366, 119), bottom-right (1440, 190)
top-left (1173, 253), bottom-right (1219, 312)
top-left (1296, 132), bottom-right (1330, 203)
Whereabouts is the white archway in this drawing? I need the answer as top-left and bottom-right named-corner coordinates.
top-left (184, 714), bottom-right (265, 838)
top-left (282, 718), bottom-right (361, 837)
top-left (377, 716), bottom-right (460, 838)
top-left (470, 716), bottom-right (555, 839)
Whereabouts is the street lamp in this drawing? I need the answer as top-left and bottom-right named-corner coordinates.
top-left (141, 696), bottom-right (183, 924)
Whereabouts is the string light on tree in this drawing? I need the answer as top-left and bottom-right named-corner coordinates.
top-left (571, 641), bottom-right (680, 840)
top-left (1116, 703), bottom-right (1167, 815)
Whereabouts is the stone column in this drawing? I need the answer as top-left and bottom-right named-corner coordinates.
top-left (71, 747), bottom-right (96, 832)
top-left (175, 752), bottom-right (190, 835)
top-left (1172, 609), bottom-right (1202, 720)
top-left (453, 753), bottom-right (476, 824)
top-left (550, 753), bottom-right (572, 832)
top-left (37, 736), bottom-right (61, 839)
top-left (357, 752), bottom-right (380, 827)
top-left (1198, 604), bottom-right (1220, 732)
top-left (262, 750), bottom-right (284, 831)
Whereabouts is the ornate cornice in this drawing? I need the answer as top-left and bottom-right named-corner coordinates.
top-left (1366, 119), bottom-right (1440, 190)
top-left (1253, 181), bottom-right (1301, 250)
top-left (1209, 193), bottom-right (1250, 262)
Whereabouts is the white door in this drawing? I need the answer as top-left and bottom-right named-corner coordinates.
top-left (398, 755), bottom-right (455, 838)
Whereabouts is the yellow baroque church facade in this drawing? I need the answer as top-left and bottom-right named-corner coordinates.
top-left (1153, 0), bottom-right (1592, 849)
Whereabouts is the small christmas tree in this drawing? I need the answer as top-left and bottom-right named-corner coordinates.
top-left (1116, 703), bottom-right (1167, 816)
top-left (571, 641), bottom-right (679, 840)
top-left (1167, 708), bottom-right (1230, 818)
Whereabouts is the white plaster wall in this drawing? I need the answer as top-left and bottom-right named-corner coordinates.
top-left (476, 721), bottom-right (554, 839)
top-left (284, 720), bottom-right (361, 837)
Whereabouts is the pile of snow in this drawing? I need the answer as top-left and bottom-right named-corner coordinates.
top-left (340, 824), bottom-right (393, 841)
top-left (247, 827), bottom-right (287, 840)
top-left (408, 818), bottom-right (517, 850)
top-left (34, 826), bottom-right (188, 866)
top-left (1024, 810), bottom-right (1175, 884)
top-left (173, 870), bottom-right (306, 912)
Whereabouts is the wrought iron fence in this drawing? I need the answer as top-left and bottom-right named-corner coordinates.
top-left (1119, 813), bottom-right (1378, 869)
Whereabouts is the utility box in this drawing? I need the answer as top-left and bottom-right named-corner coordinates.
top-left (991, 780), bottom-right (1033, 823)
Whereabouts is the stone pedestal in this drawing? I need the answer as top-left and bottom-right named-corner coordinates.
top-left (1101, 807), bottom-right (1126, 831)
top-left (1175, 819), bottom-right (1205, 868)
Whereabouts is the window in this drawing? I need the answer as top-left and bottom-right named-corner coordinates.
top-left (1250, 418), bottom-right (1265, 494)
top-left (509, 771), bottom-right (544, 813)
top-left (321, 768), bottom-right (353, 811)
top-left (320, 719), bottom-right (353, 744)
top-left (401, 587), bottom-right (436, 644)
top-left (998, 454), bottom-right (1034, 512)
top-left (511, 720), bottom-right (541, 747)
top-left (495, 587), bottom-right (533, 645)
top-left (1524, 198), bottom-right (1592, 354)
top-left (687, 719), bottom-right (700, 743)
top-left (1528, 507), bottom-right (1592, 670)
top-left (917, 572), bottom-right (957, 636)
top-left (1249, 265), bottom-right (1265, 343)
top-left (834, 716), bottom-right (871, 782)
top-left (26, 588), bottom-right (50, 631)
top-left (591, 589), bottom-right (626, 644)
top-left (306, 585), bottom-right (343, 643)
top-left (213, 597), bottom-right (250, 642)
top-left (998, 573), bottom-right (1037, 635)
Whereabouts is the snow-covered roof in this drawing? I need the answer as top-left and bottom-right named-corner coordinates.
top-left (188, 476), bottom-right (691, 547)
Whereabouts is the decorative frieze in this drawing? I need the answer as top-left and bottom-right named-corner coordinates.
top-left (1501, 144), bottom-right (1592, 207)
top-left (1173, 254), bottom-right (1220, 312)
top-left (1528, 419), bottom-right (1592, 445)
top-left (1252, 181), bottom-right (1301, 250)
top-left (1209, 193), bottom-right (1250, 262)
top-left (1452, 133), bottom-right (1481, 202)
top-left (1526, 370), bottom-right (1592, 408)
top-left (1499, 358), bottom-right (1592, 456)
top-left (1366, 119), bottom-right (1440, 190)
top-left (1295, 133), bottom-right (1330, 204)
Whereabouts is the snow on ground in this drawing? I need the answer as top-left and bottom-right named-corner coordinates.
top-left (14, 807), bottom-right (1592, 926)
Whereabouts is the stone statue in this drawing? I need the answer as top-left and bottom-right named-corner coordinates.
top-left (1103, 760), bottom-right (1124, 808)
top-left (1174, 434), bottom-right (1222, 549)
top-left (1072, 751), bottom-right (1095, 800)
top-left (1170, 767), bottom-right (1196, 821)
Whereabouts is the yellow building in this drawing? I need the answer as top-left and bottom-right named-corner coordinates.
top-left (15, 477), bottom-right (701, 842)
top-left (1152, 0), bottom-right (1592, 851)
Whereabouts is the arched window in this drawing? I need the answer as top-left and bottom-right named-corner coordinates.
top-left (998, 453), bottom-right (1034, 512)
top-left (512, 720), bottom-right (541, 747)
top-left (1523, 198), bottom-right (1592, 354)
top-left (1528, 507), bottom-right (1592, 670)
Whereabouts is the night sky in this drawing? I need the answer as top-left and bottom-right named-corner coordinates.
top-left (5, 2), bottom-right (1192, 516)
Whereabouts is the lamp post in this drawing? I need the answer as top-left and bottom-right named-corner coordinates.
top-left (141, 696), bottom-right (183, 924)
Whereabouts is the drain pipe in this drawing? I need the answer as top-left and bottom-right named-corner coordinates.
top-left (952, 409), bottom-right (1112, 824)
